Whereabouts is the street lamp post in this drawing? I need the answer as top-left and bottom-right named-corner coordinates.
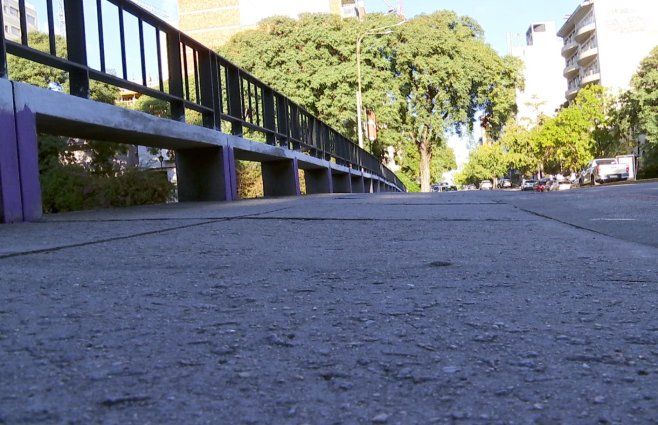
top-left (356, 20), bottom-right (405, 150)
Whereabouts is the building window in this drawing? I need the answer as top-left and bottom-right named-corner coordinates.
top-left (27, 15), bottom-right (36, 26)
top-left (10, 26), bottom-right (21, 36)
top-left (533, 24), bottom-right (546, 32)
top-left (9, 6), bottom-right (19, 17)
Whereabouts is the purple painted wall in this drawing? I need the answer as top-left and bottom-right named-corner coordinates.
top-left (0, 83), bottom-right (24, 223)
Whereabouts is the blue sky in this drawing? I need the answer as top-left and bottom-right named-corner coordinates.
top-left (368, 0), bottom-right (578, 54)
top-left (136, 0), bottom-right (581, 55)
top-left (26, 1), bottom-right (580, 63)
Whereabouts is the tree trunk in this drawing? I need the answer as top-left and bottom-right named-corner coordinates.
top-left (419, 141), bottom-right (432, 192)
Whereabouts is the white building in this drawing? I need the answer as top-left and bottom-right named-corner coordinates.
top-left (2, 0), bottom-right (38, 41)
top-left (558, 0), bottom-right (658, 102)
top-left (509, 22), bottom-right (567, 127)
top-left (179, 0), bottom-right (366, 48)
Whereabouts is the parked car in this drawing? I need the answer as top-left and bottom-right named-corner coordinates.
top-left (479, 180), bottom-right (493, 190)
top-left (556, 180), bottom-right (572, 191)
top-left (579, 159), bottom-right (629, 186)
top-left (498, 178), bottom-right (512, 189)
top-left (464, 184), bottom-right (477, 191)
top-left (534, 179), bottom-right (550, 192)
top-left (521, 180), bottom-right (537, 191)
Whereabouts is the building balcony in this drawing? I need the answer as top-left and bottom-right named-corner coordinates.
top-left (581, 72), bottom-right (601, 85)
top-left (575, 21), bottom-right (596, 43)
top-left (578, 47), bottom-right (598, 66)
top-left (563, 63), bottom-right (580, 78)
top-left (561, 40), bottom-right (578, 57)
top-left (566, 86), bottom-right (579, 100)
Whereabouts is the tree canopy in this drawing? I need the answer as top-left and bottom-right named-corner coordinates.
top-left (221, 12), bottom-right (520, 191)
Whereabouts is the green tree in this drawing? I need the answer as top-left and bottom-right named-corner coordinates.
top-left (222, 12), bottom-right (519, 192)
top-left (7, 32), bottom-right (122, 176)
top-left (627, 46), bottom-right (658, 145)
top-left (534, 85), bottom-right (611, 174)
top-left (498, 120), bottom-right (538, 176)
top-left (455, 142), bottom-right (508, 186)
top-left (617, 46), bottom-right (658, 176)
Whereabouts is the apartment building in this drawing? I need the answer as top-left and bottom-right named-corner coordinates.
top-left (558, 0), bottom-right (658, 102)
top-left (510, 22), bottom-right (567, 127)
top-left (2, 0), bottom-right (38, 41)
top-left (178, 0), bottom-right (366, 49)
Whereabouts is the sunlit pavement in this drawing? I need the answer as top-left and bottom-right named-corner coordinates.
top-left (1, 184), bottom-right (657, 423)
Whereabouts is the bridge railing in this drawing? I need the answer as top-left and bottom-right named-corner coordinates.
top-left (0, 0), bottom-right (405, 190)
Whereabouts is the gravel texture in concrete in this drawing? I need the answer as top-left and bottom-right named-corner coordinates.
top-left (1, 185), bottom-right (657, 424)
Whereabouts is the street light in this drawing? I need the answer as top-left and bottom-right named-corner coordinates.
top-left (356, 20), bottom-right (405, 150)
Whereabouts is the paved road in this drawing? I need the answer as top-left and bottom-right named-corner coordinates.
top-left (1, 183), bottom-right (657, 424)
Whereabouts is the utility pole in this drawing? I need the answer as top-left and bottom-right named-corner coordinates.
top-left (355, 20), bottom-right (405, 150)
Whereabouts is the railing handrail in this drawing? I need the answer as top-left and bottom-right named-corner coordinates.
top-left (0, 0), bottom-right (405, 190)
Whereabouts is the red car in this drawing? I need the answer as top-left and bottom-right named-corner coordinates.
top-left (534, 179), bottom-right (550, 192)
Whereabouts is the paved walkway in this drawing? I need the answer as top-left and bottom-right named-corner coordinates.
top-left (1, 189), bottom-right (657, 424)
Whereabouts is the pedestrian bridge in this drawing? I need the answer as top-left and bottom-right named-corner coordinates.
top-left (0, 0), bottom-right (404, 224)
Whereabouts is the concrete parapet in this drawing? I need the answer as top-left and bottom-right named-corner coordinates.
top-left (350, 171), bottom-right (365, 193)
top-left (331, 170), bottom-right (352, 193)
top-left (304, 167), bottom-right (333, 194)
top-left (176, 146), bottom-right (236, 202)
top-left (262, 158), bottom-right (301, 197)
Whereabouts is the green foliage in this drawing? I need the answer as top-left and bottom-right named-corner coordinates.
top-left (41, 164), bottom-right (174, 213)
top-left (628, 46), bottom-right (658, 145)
top-left (398, 142), bottom-right (456, 190)
top-left (616, 46), bottom-right (658, 174)
top-left (498, 85), bottom-right (620, 176)
top-left (222, 12), bottom-right (518, 191)
top-left (236, 161), bottom-right (264, 199)
top-left (7, 32), bottom-right (119, 104)
top-left (455, 143), bottom-right (509, 185)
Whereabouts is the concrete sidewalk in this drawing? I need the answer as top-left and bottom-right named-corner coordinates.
top-left (1, 192), bottom-right (657, 424)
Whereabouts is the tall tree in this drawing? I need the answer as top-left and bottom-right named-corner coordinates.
top-left (393, 12), bottom-right (520, 191)
top-left (628, 46), bottom-right (658, 146)
top-left (222, 12), bottom-right (519, 191)
top-left (455, 142), bottom-right (509, 186)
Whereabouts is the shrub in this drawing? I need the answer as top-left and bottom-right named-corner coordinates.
top-left (41, 164), bottom-right (174, 213)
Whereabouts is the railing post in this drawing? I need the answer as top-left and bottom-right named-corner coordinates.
top-left (64, 0), bottom-right (89, 98)
top-left (289, 103), bottom-right (299, 150)
top-left (262, 87), bottom-right (275, 145)
top-left (198, 50), bottom-right (220, 129)
top-left (0, 6), bottom-right (7, 79)
top-left (226, 66), bottom-right (243, 136)
top-left (166, 32), bottom-right (185, 121)
top-left (276, 94), bottom-right (289, 148)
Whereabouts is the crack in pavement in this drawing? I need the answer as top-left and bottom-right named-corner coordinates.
top-left (231, 216), bottom-right (535, 223)
top-left (0, 207), bottom-right (292, 260)
top-left (507, 203), bottom-right (658, 251)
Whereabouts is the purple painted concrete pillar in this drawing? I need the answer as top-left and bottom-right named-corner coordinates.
top-left (304, 166), bottom-right (332, 194)
top-left (331, 170), bottom-right (351, 193)
top-left (176, 146), bottom-right (236, 202)
top-left (262, 158), bottom-right (301, 197)
top-left (223, 145), bottom-right (238, 201)
top-left (14, 102), bottom-right (42, 220)
top-left (350, 171), bottom-right (365, 193)
top-left (0, 80), bottom-right (23, 223)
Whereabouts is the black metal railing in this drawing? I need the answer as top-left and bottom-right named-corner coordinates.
top-left (0, 0), bottom-right (405, 190)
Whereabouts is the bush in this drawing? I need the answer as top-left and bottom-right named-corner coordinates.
top-left (41, 164), bottom-right (174, 213)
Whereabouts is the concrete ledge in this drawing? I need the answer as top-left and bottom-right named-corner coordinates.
top-left (1, 80), bottom-right (402, 222)
top-left (12, 81), bottom-right (223, 150)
